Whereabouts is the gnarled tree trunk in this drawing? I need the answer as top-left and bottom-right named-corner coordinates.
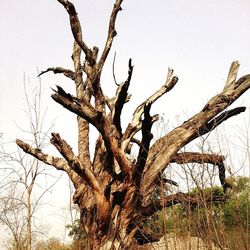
top-left (16, 0), bottom-right (250, 249)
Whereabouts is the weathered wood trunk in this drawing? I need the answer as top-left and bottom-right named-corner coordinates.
top-left (73, 159), bottom-right (139, 249)
top-left (16, 0), bottom-right (250, 249)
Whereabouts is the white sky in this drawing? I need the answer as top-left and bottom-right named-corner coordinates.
top-left (1, 0), bottom-right (250, 246)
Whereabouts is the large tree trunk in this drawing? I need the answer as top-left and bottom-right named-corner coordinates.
top-left (16, 1), bottom-right (250, 249)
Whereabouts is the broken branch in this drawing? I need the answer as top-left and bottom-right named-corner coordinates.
top-left (134, 103), bottom-right (154, 186)
top-left (16, 139), bottom-right (80, 185)
top-left (98, 0), bottom-right (123, 71)
top-left (122, 68), bottom-right (178, 149)
top-left (142, 69), bottom-right (250, 196)
top-left (198, 106), bottom-right (246, 135)
top-left (112, 58), bottom-right (133, 135)
top-left (141, 192), bottom-right (227, 217)
top-left (38, 67), bottom-right (76, 80)
top-left (57, 0), bottom-right (94, 64)
top-left (51, 85), bottom-right (102, 127)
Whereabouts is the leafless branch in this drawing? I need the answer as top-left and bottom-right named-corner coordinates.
top-left (98, 0), bottom-right (123, 71)
top-left (142, 70), bottom-right (250, 196)
top-left (51, 85), bottom-right (102, 127)
top-left (37, 67), bottom-right (76, 80)
top-left (71, 41), bottom-right (92, 167)
top-left (141, 192), bottom-right (227, 217)
top-left (112, 51), bottom-right (119, 86)
top-left (122, 68), bottom-right (178, 149)
top-left (112, 59), bottom-right (133, 135)
top-left (134, 103), bottom-right (154, 186)
top-left (50, 133), bottom-right (101, 193)
top-left (171, 152), bottom-right (232, 191)
top-left (16, 139), bottom-right (67, 172)
top-left (52, 87), bottom-right (132, 178)
top-left (224, 61), bottom-right (240, 90)
top-left (57, 0), bottom-right (94, 64)
top-left (171, 152), bottom-right (225, 165)
top-left (198, 106), bottom-right (246, 135)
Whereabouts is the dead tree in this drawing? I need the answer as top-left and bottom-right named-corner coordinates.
top-left (16, 0), bottom-right (250, 249)
top-left (0, 80), bottom-right (56, 250)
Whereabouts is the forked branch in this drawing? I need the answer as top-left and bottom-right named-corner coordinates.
top-left (122, 68), bottom-right (178, 149)
top-left (52, 86), bottom-right (132, 178)
top-left (15, 139), bottom-right (79, 184)
top-left (142, 64), bottom-right (250, 195)
top-left (51, 133), bottom-right (100, 193)
top-left (16, 139), bottom-right (67, 171)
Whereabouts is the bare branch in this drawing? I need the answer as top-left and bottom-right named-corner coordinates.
top-left (71, 41), bottom-right (92, 166)
top-left (50, 133), bottom-right (101, 193)
top-left (171, 152), bottom-right (232, 191)
top-left (142, 71), bottom-right (250, 195)
top-left (37, 67), bottom-right (76, 80)
top-left (171, 152), bottom-right (225, 165)
top-left (198, 106), bottom-right (246, 135)
top-left (51, 86), bottom-right (132, 178)
top-left (112, 59), bottom-right (133, 135)
top-left (224, 61), bottom-right (240, 90)
top-left (98, 0), bottom-right (123, 71)
top-left (16, 139), bottom-right (83, 188)
top-left (134, 103), bottom-right (153, 186)
top-left (161, 178), bottom-right (178, 186)
top-left (122, 68), bottom-right (178, 149)
top-left (112, 51), bottom-right (119, 86)
top-left (57, 0), bottom-right (94, 64)
top-left (141, 192), bottom-right (227, 217)
top-left (51, 85), bottom-right (102, 127)
top-left (50, 133), bottom-right (77, 162)
top-left (16, 139), bottom-right (68, 172)
top-left (152, 174), bottom-right (178, 190)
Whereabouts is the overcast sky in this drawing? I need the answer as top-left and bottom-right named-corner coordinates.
top-left (1, 0), bottom-right (250, 246)
top-left (1, 0), bottom-right (250, 138)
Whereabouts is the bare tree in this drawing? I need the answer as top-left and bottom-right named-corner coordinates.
top-left (16, 1), bottom-right (250, 249)
top-left (0, 79), bottom-right (56, 250)
top-left (0, 188), bottom-right (27, 250)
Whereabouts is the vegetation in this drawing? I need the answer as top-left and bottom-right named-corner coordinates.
top-left (145, 176), bottom-right (250, 249)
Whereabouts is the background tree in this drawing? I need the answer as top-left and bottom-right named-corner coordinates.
top-left (0, 79), bottom-right (56, 250)
top-left (16, 0), bottom-right (250, 248)
top-left (0, 188), bottom-right (27, 250)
